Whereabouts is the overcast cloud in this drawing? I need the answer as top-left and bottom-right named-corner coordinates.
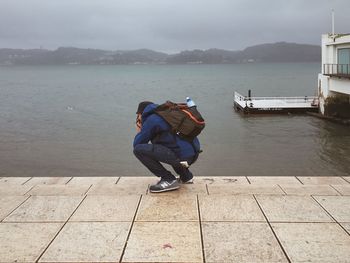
top-left (0, 0), bottom-right (349, 52)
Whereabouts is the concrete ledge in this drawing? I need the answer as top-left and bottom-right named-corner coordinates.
top-left (0, 176), bottom-right (349, 262)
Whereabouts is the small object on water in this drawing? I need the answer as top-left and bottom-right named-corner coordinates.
top-left (66, 106), bottom-right (74, 111)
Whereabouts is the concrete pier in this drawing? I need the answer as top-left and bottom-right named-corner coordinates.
top-left (0, 176), bottom-right (349, 262)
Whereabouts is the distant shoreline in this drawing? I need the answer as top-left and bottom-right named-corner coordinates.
top-left (0, 61), bottom-right (322, 67)
top-left (0, 42), bottom-right (321, 66)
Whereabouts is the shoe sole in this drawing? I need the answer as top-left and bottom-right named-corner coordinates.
top-left (149, 185), bottom-right (180, 193)
top-left (182, 179), bottom-right (193, 184)
top-left (178, 178), bottom-right (194, 184)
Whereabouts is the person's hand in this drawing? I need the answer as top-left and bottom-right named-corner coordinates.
top-left (136, 123), bottom-right (141, 133)
top-left (136, 115), bottom-right (142, 132)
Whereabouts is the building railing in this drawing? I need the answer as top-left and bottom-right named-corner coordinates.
top-left (323, 64), bottom-right (350, 77)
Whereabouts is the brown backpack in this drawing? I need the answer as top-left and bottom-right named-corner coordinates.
top-left (154, 101), bottom-right (205, 141)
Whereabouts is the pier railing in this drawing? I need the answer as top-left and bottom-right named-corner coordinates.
top-left (234, 92), bottom-right (319, 105)
top-left (323, 64), bottom-right (350, 78)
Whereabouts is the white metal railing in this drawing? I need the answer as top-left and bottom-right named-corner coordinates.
top-left (234, 92), bottom-right (319, 106)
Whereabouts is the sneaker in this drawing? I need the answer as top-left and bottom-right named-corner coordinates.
top-left (149, 179), bottom-right (180, 193)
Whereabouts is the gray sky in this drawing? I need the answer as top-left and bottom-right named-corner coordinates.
top-left (0, 0), bottom-right (349, 52)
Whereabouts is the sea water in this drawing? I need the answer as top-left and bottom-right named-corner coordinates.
top-left (0, 63), bottom-right (349, 176)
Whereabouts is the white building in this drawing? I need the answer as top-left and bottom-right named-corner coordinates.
top-left (318, 34), bottom-right (350, 118)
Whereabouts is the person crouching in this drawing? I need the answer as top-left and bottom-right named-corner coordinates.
top-left (133, 101), bottom-right (201, 193)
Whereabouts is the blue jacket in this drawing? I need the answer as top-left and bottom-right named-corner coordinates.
top-left (133, 104), bottom-right (200, 159)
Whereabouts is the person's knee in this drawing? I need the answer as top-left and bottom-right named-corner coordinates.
top-left (133, 144), bottom-right (151, 156)
top-left (133, 145), bottom-right (142, 157)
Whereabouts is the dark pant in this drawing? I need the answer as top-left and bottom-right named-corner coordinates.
top-left (133, 144), bottom-right (194, 181)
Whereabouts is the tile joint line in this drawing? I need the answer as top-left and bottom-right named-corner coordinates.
top-left (22, 177), bottom-right (33, 185)
top-left (35, 195), bottom-right (88, 263)
top-left (277, 184), bottom-right (288, 195)
top-left (22, 177), bottom-right (34, 185)
top-left (295, 176), bottom-right (304, 185)
top-left (339, 176), bottom-right (349, 184)
top-left (196, 194), bottom-right (206, 263)
top-left (253, 194), bottom-right (292, 263)
top-left (341, 176), bottom-right (350, 183)
top-left (205, 184), bottom-right (209, 195)
top-left (23, 186), bottom-right (35, 195)
top-left (65, 177), bottom-right (73, 185)
top-left (329, 185), bottom-right (343, 196)
top-left (115, 177), bottom-right (121, 185)
top-left (119, 194), bottom-right (143, 263)
top-left (83, 184), bottom-right (93, 195)
top-left (311, 195), bottom-right (350, 236)
top-left (1, 195), bottom-right (32, 223)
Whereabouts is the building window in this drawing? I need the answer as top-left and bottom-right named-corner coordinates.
top-left (337, 48), bottom-right (350, 74)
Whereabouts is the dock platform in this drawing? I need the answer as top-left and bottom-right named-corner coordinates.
top-left (1, 175), bottom-right (350, 262)
top-left (234, 91), bottom-right (319, 114)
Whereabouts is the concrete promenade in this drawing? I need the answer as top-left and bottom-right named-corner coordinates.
top-left (0, 176), bottom-right (350, 263)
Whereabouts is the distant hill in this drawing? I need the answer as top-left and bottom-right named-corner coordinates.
top-left (239, 42), bottom-right (321, 62)
top-left (166, 49), bottom-right (240, 64)
top-left (109, 49), bottom-right (168, 64)
top-left (167, 43), bottom-right (321, 64)
top-left (0, 42), bottom-right (321, 65)
top-left (0, 48), bottom-right (50, 65)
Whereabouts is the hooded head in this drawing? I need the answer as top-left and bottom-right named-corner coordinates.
top-left (136, 101), bottom-right (153, 114)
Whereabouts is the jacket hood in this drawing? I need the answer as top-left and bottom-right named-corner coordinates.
top-left (141, 103), bottom-right (158, 122)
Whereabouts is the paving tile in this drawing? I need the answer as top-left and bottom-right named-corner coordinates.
top-left (123, 221), bottom-right (202, 262)
top-left (24, 177), bottom-right (72, 186)
top-left (297, 176), bottom-right (349, 185)
top-left (340, 223), bottom-right (350, 234)
top-left (331, 184), bottom-right (350, 195)
top-left (27, 185), bottom-right (91, 196)
top-left (194, 176), bottom-right (249, 184)
top-left (39, 222), bottom-right (130, 263)
top-left (314, 196), bottom-right (350, 222)
top-left (67, 176), bottom-right (119, 186)
top-left (0, 222), bottom-right (63, 263)
top-left (203, 222), bottom-right (287, 263)
top-left (87, 184), bottom-right (148, 195)
top-left (4, 196), bottom-right (84, 222)
top-left (0, 177), bottom-right (31, 185)
top-left (208, 184), bottom-right (284, 195)
top-left (279, 185), bottom-right (339, 195)
top-left (117, 176), bottom-right (156, 193)
top-left (70, 195), bottom-right (140, 222)
top-left (136, 195), bottom-right (198, 221)
top-left (199, 194), bottom-right (265, 221)
top-left (0, 184), bottom-right (33, 196)
top-left (272, 223), bottom-right (350, 263)
top-left (256, 195), bottom-right (333, 222)
top-left (0, 196), bottom-right (29, 221)
top-left (248, 176), bottom-right (301, 185)
top-left (342, 176), bottom-right (350, 183)
top-left (117, 176), bottom-right (156, 186)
